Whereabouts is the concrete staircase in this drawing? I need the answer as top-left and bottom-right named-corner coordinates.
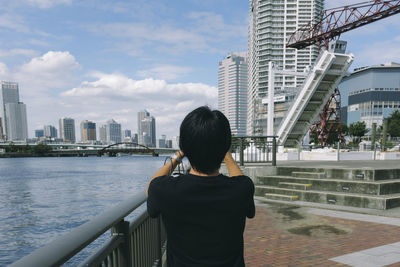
top-left (255, 166), bottom-right (400, 210)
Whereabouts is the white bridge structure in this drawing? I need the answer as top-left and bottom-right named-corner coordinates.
top-left (276, 50), bottom-right (354, 147)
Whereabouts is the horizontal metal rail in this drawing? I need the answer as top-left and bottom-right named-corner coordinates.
top-left (10, 192), bottom-right (147, 267)
top-left (231, 136), bottom-right (277, 166)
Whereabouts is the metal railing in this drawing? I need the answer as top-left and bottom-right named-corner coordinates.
top-left (231, 136), bottom-right (277, 166)
top-left (10, 192), bottom-right (166, 267)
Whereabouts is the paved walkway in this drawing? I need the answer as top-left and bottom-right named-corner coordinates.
top-left (244, 203), bottom-right (400, 267)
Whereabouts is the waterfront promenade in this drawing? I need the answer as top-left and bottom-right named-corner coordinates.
top-left (244, 202), bottom-right (400, 266)
top-left (243, 160), bottom-right (400, 267)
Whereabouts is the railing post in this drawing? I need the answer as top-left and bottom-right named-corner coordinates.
top-left (156, 217), bottom-right (162, 267)
top-left (239, 137), bottom-right (244, 166)
top-left (272, 137), bottom-right (277, 166)
top-left (111, 219), bottom-right (131, 267)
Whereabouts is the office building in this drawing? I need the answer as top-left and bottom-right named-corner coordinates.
top-left (35, 129), bottom-right (44, 138)
top-left (80, 120), bottom-right (96, 142)
top-left (5, 102), bottom-right (28, 140)
top-left (132, 133), bottom-right (138, 144)
top-left (138, 110), bottom-right (156, 147)
top-left (339, 62), bottom-right (400, 129)
top-left (158, 134), bottom-right (166, 148)
top-left (218, 52), bottom-right (248, 136)
top-left (0, 118), bottom-right (3, 140)
top-left (44, 125), bottom-right (58, 138)
top-left (99, 125), bottom-right (107, 143)
top-left (247, 0), bottom-right (324, 135)
top-left (59, 117), bottom-right (76, 143)
top-left (124, 129), bottom-right (132, 138)
top-left (172, 136), bottom-right (180, 149)
top-left (0, 81), bottom-right (29, 140)
top-left (106, 119), bottom-right (121, 144)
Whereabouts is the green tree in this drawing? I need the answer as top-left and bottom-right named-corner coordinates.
top-left (388, 110), bottom-right (400, 137)
top-left (348, 121), bottom-right (368, 144)
top-left (32, 144), bottom-right (52, 156)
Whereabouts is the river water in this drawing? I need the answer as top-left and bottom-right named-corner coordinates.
top-left (0, 156), bottom-right (169, 266)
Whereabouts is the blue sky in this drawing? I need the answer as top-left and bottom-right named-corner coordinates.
top-left (0, 0), bottom-right (399, 139)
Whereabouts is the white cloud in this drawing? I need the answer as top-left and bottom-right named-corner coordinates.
top-left (0, 13), bottom-right (29, 32)
top-left (61, 72), bottom-right (217, 137)
top-left (16, 51), bottom-right (81, 92)
top-left (0, 62), bottom-right (9, 77)
top-left (1, 51), bottom-right (217, 138)
top-left (88, 10), bottom-right (247, 57)
top-left (89, 23), bottom-right (208, 53)
top-left (0, 49), bottom-right (38, 58)
top-left (137, 65), bottom-right (192, 81)
top-left (26, 0), bottom-right (72, 8)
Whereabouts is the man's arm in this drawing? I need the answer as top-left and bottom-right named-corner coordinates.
top-left (224, 152), bottom-right (243, 177)
top-left (146, 150), bottom-right (184, 195)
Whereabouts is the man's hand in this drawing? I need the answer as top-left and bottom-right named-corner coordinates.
top-left (224, 152), bottom-right (243, 177)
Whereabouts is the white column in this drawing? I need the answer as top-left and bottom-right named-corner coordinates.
top-left (267, 61), bottom-right (275, 136)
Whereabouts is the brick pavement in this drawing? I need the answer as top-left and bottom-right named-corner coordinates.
top-left (244, 204), bottom-right (400, 267)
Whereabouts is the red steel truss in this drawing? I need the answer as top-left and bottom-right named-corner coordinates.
top-left (287, 0), bottom-right (400, 49)
top-left (309, 88), bottom-right (345, 146)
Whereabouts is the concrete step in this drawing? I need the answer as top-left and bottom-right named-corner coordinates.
top-left (255, 185), bottom-right (400, 210)
top-left (264, 193), bottom-right (299, 201)
top-left (279, 182), bottom-right (312, 190)
top-left (292, 171), bottom-right (325, 178)
top-left (257, 176), bottom-right (400, 196)
top-left (277, 167), bottom-right (400, 181)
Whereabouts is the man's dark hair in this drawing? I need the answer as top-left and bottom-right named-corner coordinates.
top-left (179, 106), bottom-right (231, 174)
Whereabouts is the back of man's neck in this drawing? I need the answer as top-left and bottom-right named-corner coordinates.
top-left (189, 168), bottom-right (219, 177)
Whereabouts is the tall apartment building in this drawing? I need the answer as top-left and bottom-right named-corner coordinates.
top-left (99, 125), bottom-right (107, 143)
top-left (59, 117), bottom-right (76, 142)
top-left (138, 110), bottom-right (156, 147)
top-left (80, 120), bottom-right (96, 142)
top-left (106, 119), bottom-right (121, 144)
top-left (247, 0), bottom-right (324, 135)
top-left (44, 125), bottom-right (58, 138)
top-left (218, 52), bottom-right (248, 136)
top-left (0, 81), bottom-right (28, 141)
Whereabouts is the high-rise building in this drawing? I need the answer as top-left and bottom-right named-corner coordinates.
top-left (138, 110), bottom-right (156, 147)
top-left (106, 119), bottom-right (121, 144)
top-left (44, 125), bottom-right (58, 138)
top-left (137, 110), bottom-right (150, 145)
top-left (218, 52), bottom-right (248, 136)
top-left (59, 117), bottom-right (76, 143)
top-left (124, 129), bottom-right (132, 138)
top-left (35, 129), bottom-right (44, 138)
top-left (80, 120), bottom-right (96, 142)
top-left (99, 125), bottom-right (107, 143)
top-left (0, 118), bottom-right (3, 140)
top-left (158, 134), bottom-right (166, 148)
top-left (247, 0), bottom-right (324, 135)
top-left (0, 81), bottom-right (28, 140)
top-left (5, 102), bottom-right (28, 141)
top-left (132, 133), bottom-right (138, 144)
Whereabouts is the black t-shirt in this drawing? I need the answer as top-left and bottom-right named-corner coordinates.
top-left (147, 173), bottom-right (255, 267)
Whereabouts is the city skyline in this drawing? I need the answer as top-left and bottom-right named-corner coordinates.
top-left (0, 1), bottom-right (399, 138)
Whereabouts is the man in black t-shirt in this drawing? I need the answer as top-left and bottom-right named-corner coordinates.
top-left (147, 106), bottom-right (255, 267)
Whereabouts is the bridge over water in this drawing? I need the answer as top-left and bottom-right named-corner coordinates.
top-left (0, 142), bottom-right (177, 157)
